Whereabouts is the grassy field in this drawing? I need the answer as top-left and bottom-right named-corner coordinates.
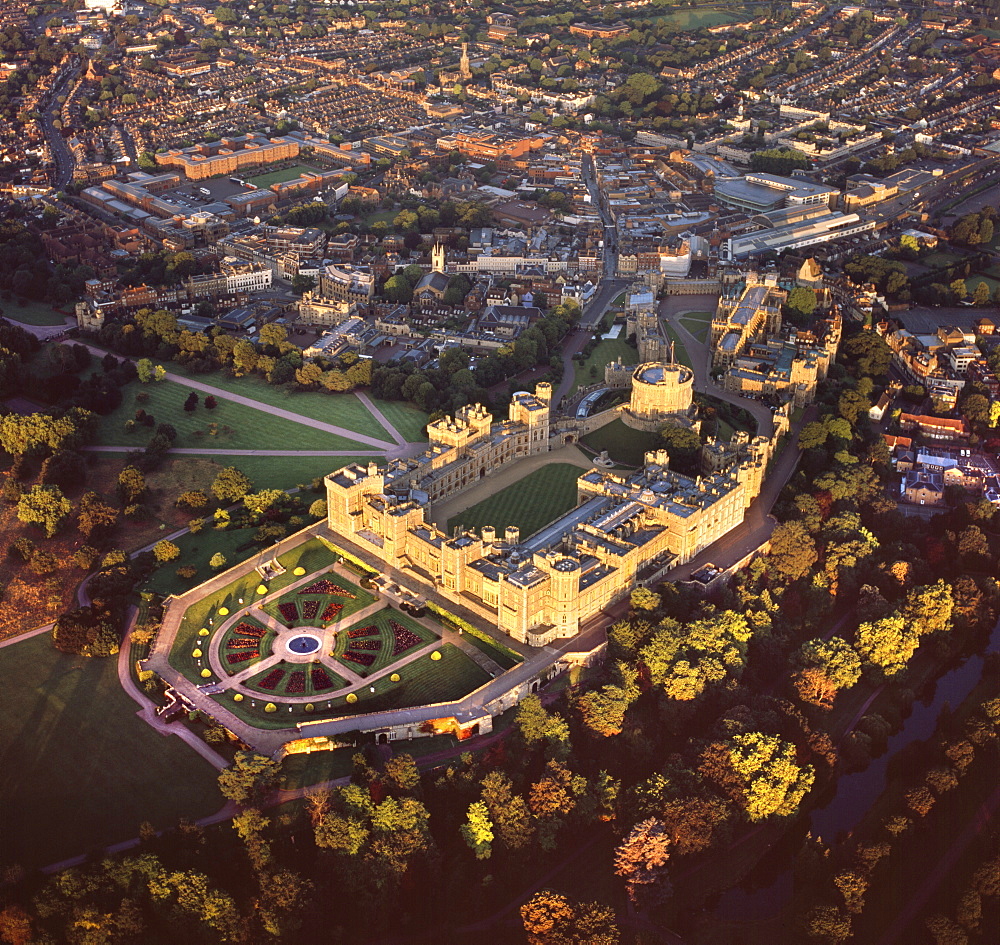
top-left (368, 397), bottom-right (429, 442)
top-left (215, 454), bottom-right (369, 492)
top-left (0, 633), bottom-right (221, 871)
top-left (658, 7), bottom-right (749, 29)
top-left (174, 369), bottom-right (421, 443)
top-left (246, 164), bottom-right (320, 187)
top-left (571, 338), bottom-right (639, 395)
top-left (965, 274), bottom-right (1000, 298)
top-left (447, 463), bottom-right (584, 540)
top-left (922, 251), bottom-right (965, 269)
top-left (679, 311), bottom-right (713, 344)
top-left (95, 380), bottom-right (363, 451)
top-left (1, 298), bottom-right (69, 326)
top-left (581, 418), bottom-right (663, 467)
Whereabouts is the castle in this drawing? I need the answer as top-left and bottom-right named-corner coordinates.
top-left (323, 382), bottom-right (781, 647)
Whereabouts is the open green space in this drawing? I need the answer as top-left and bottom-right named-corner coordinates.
top-left (174, 369), bottom-right (413, 443)
top-left (221, 454), bottom-right (371, 492)
top-left (95, 379), bottom-right (362, 451)
top-left (447, 463), bottom-right (585, 540)
top-left (571, 337), bottom-right (639, 395)
top-left (657, 7), bottom-right (749, 29)
top-left (169, 537), bottom-right (339, 682)
top-left (366, 397), bottom-right (429, 442)
top-left (245, 164), bottom-right (320, 187)
top-left (0, 298), bottom-right (69, 326)
top-left (0, 633), bottom-right (220, 871)
top-left (965, 274), bottom-right (1000, 298)
top-left (331, 607), bottom-right (438, 678)
top-left (264, 570), bottom-right (376, 627)
top-left (922, 251), bottom-right (966, 269)
top-left (581, 418), bottom-right (664, 467)
top-left (679, 311), bottom-right (713, 344)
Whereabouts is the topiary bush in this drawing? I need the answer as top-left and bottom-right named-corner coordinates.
top-left (264, 702), bottom-right (277, 713)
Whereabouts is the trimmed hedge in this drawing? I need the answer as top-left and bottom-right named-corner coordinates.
top-left (425, 602), bottom-right (522, 668)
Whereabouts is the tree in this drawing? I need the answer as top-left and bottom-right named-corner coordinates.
top-left (973, 281), bottom-right (991, 306)
top-left (515, 694), bottom-right (571, 751)
top-left (17, 484), bottom-right (71, 537)
top-left (614, 818), bottom-right (672, 907)
top-left (136, 357), bottom-right (154, 383)
top-left (784, 286), bottom-right (817, 323)
top-left (792, 637), bottom-right (862, 708)
top-left (217, 751), bottom-right (281, 806)
top-left (383, 274), bottom-right (413, 303)
top-left (153, 539), bottom-right (180, 563)
top-left (210, 552), bottom-right (227, 570)
top-left (768, 520), bottom-right (818, 580)
top-left (520, 891), bottom-right (619, 945)
top-left (52, 606), bottom-right (120, 657)
top-left (77, 491), bottom-right (118, 540)
top-left (309, 498), bottom-right (327, 519)
top-left (242, 489), bottom-right (285, 517)
top-left (856, 613), bottom-right (919, 676)
top-left (204, 395), bottom-right (217, 410)
top-left (703, 732), bottom-right (814, 821)
top-left (843, 332), bottom-right (891, 377)
top-left (461, 801), bottom-right (494, 859)
top-left (183, 391), bottom-right (199, 411)
top-left (176, 490), bottom-right (208, 510)
top-left (659, 424), bottom-right (701, 475)
top-left (118, 465), bottom-right (146, 503)
top-left (212, 466), bottom-right (252, 503)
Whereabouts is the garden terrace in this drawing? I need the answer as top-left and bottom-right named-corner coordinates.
top-left (330, 608), bottom-right (438, 678)
top-left (219, 617), bottom-right (272, 676)
top-left (169, 538), bottom-right (338, 686)
top-left (263, 570), bottom-right (375, 627)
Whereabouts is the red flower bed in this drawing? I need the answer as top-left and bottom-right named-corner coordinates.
top-left (347, 625), bottom-right (378, 639)
top-left (233, 622), bottom-right (265, 638)
top-left (301, 599), bottom-right (320, 621)
top-left (278, 602), bottom-right (298, 623)
top-left (227, 651), bottom-right (258, 665)
top-left (321, 601), bottom-right (343, 624)
top-left (258, 668), bottom-right (285, 690)
top-left (300, 579), bottom-right (356, 598)
top-left (287, 671), bottom-right (306, 694)
top-left (390, 620), bottom-right (423, 656)
top-left (227, 638), bottom-right (259, 650)
top-left (350, 639), bottom-right (381, 651)
top-left (341, 651), bottom-right (375, 667)
top-left (311, 667), bottom-right (336, 691)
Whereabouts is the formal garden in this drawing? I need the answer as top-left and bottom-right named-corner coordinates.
top-left (159, 533), bottom-right (500, 730)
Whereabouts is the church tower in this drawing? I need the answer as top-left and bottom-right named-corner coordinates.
top-left (432, 241), bottom-right (446, 273)
top-left (459, 42), bottom-right (472, 80)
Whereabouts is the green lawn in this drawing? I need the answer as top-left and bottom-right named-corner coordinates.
top-left (922, 251), bottom-right (965, 269)
top-left (95, 380), bottom-right (364, 451)
top-left (1, 298), bottom-right (69, 326)
top-left (658, 8), bottom-right (749, 29)
top-left (245, 164), bottom-right (321, 187)
top-left (368, 397), bottom-right (429, 442)
top-left (580, 418), bottom-right (663, 467)
top-left (330, 607), bottom-right (438, 678)
top-left (221, 454), bottom-right (370, 492)
top-left (174, 370), bottom-right (406, 443)
top-left (571, 338), bottom-right (639, 395)
top-left (679, 311), bottom-right (713, 344)
top-left (0, 633), bottom-right (221, 871)
top-left (965, 274), bottom-right (1000, 297)
top-left (447, 463), bottom-right (585, 540)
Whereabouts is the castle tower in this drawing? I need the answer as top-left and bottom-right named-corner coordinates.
top-left (459, 42), bottom-right (472, 80)
top-left (431, 241), bottom-right (446, 274)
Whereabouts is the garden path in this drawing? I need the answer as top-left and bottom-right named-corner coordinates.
top-left (355, 391), bottom-right (408, 446)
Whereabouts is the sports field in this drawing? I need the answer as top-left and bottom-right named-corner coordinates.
top-left (246, 164), bottom-right (320, 187)
top-left (447, 463), bottom-right (584, 539)
top-left (0, 633), bottom-right (220, 871)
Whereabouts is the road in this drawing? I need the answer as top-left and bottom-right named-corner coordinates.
top-left (39, 59), bottom-right (82, 189)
